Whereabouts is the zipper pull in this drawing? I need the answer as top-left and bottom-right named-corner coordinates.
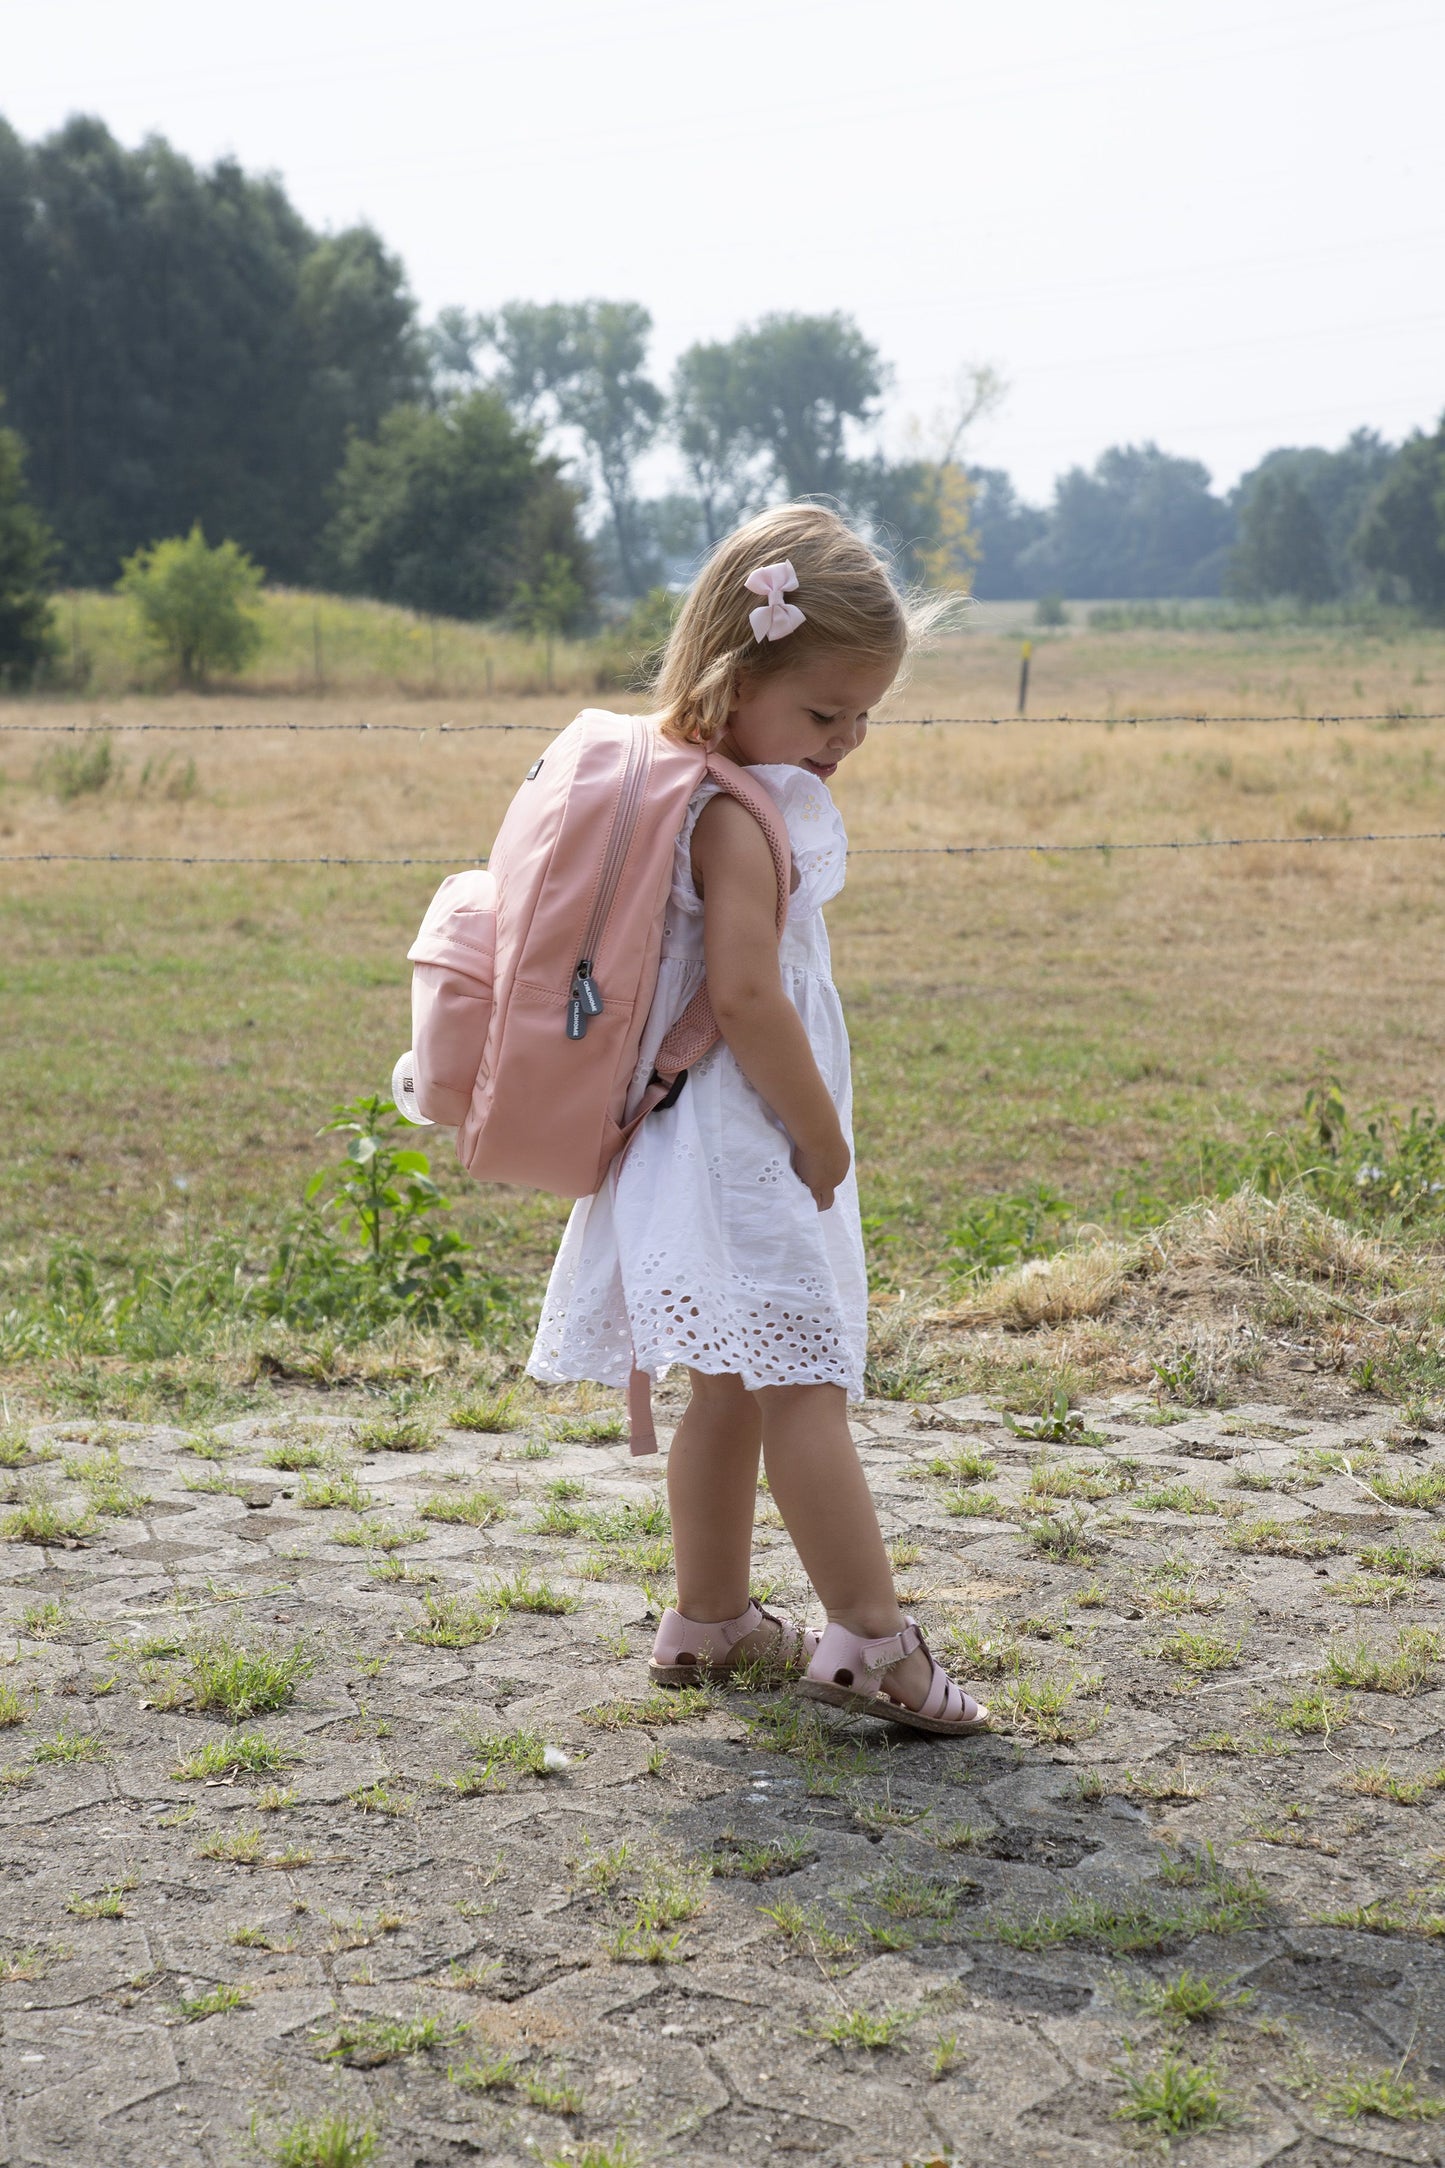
top-left (566, 994), bottom-right (587, 1040)
top-left (574, 962), bottom-right (604, 1018)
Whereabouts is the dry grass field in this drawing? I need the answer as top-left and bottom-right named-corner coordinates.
top-left (3, 619), bottom-right (1445, 1279)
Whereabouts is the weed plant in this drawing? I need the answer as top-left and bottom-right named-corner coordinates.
top-left (1322, 2069), bottom-right (1445, 2121)
top-left (312, 2011), bottom-right (462, 2064)
top-left (171, 1732), bottom-right (294, 1781)
top-left (182, 1634), bottom-right (315, 1720)
top-left (174, 1981), bottom-right (252, 2020)
top-left (419, 1487), bottom-right (506, 1527)
top-left (1114, 2046), bottom-right (1236, 2136)
top-left (1320, 1628), bottom-right (1440, 1695)
top-left (266, 2110), bottom-right (380, 2167)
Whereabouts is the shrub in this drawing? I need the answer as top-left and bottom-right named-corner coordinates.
top-left (117, 524), bottom-right (264, 687)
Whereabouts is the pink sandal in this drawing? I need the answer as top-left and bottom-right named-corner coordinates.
top-left (649, 1598), bottom-right (819, 1686)
top-left (800, 1616), bottom-right (990, 1737)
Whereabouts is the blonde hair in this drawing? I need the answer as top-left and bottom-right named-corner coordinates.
top-left (650, 503), bottom-right (919, 747)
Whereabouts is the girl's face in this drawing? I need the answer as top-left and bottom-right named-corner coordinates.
top-left (719, 651), bottom-right (896, 783)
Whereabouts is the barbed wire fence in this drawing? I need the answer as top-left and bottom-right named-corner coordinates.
top-left (3, 708), bottom-right (1442, 865)
top-left (1, 710), bottom-right (1442, 734)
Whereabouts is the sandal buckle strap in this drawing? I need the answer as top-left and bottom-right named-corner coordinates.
top-left (856, 1619), bottom-right (922, 1674)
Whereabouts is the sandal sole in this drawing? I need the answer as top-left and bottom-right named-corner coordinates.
top-left (799, 1678), bottom-right (991, 1738)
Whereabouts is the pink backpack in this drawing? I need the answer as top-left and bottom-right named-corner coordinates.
top-left (394, 705), bottom-right (792, 1204)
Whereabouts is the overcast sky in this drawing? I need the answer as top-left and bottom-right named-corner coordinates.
top-left (8, 0), bottom-right (1443, 501)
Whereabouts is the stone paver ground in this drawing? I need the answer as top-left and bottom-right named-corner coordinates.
top-left (2, 1388), bottom-right (1444, 2166)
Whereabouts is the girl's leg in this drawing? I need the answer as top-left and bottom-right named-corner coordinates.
top-left (666, 1369), bottom-right (762, 1623)
top-left (757, 1381), bottom-right (935, 1709)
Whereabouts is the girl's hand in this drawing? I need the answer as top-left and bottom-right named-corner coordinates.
top-left (792, 1132), bottom-right (851, 1212)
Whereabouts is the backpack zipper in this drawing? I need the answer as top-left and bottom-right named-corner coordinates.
top-left (566, 727), bottom-right (651, 1040)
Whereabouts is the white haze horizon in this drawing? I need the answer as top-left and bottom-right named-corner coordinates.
top-left (8, 0), bottom-right (1444, 506)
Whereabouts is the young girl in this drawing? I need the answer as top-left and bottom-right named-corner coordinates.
top-left (528, 504), bottom-right (987, 1737)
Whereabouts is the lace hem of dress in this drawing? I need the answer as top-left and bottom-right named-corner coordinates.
top-left (528, 1270), bottom-right (864, 1400)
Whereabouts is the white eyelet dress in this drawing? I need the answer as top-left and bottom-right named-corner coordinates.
top-left (526, 762), bottom-right (868, 1400)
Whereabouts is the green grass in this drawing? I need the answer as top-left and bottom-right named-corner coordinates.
top-left (582, 1687), bottom-right (711, 1730)
top-left (707, 1834), bottom-right (813, 1880)
top-left (1131, 1968), bottom-right (1254, 2023)
top-left (349, 1780), bottom-right (413, 1816)
top-left (0, 1683), bottom-right (28, 1728)
top-left (312, 2011), bottom-right (463, 2064)
top-left (1340, 1762), bottom-right (1445, 1803)
top-left (268, 2112), bottom-right (379, 2168)
top-left (66, 1881), bottom-right (132, 1918)
top-left (352, 1408), bottom-right (437, 1454)
top-left (174, 1980), bottom-right (253, 2021)
top-left (262, 1440), bottom-right (328, 1470)
top-left (813, 2006), bottom-right (913, 2049)
top-left (990, 1862), bottom-right (1268, 1955)
top-left (1157, 1628), bottom-right (1242, 1673)
top-left (449, 1388), bottom-right (517, 1432)
top-left (171, 1731), bottom-right (295, 1781)
top-left (15, 629), bottom-right (1445, 1418)
top-left (418, 1486), bottom-right (507, 1527)
top-left (33, 1725), bottom-right (106, 1763)
top-left (989, 1673), bottom-right (1096, 1743)
top-left (62, 1447), bottom-right (149, 1516)
top-left (489, 1573), bottom-right (577, 1615)
top-left (1367, 1465), bottom-right (1445, 1510)
top-left (456, 1724), bottom-right (555, 1785)
top-left (1320, 1628), bottom-right (1439, 1695)
top-left (1226, 1517), bottom-right (1343, 1558)
top-left (297, 1470), bottom-right (373, 1512)
top-left (1114, 2047), bottom-right (1236, 2136)
top-left (1322, 2069), bottom-right (1445, 2121)
top-left (330, 1515), bottom-right (427, 1550)
top-left (1, 1493), bottom-right (96, 1545)
top-left (410, 1592), bottom-right (497, 1647)
top-left (181, 1633), bottom-right (315, 1720)
top-left (546, 1413), bottom-right (626, 1444)
top-left (1272, 1685), bottom-right (1353, 1735)
top-left (58, 583), bottom-right (602, 700)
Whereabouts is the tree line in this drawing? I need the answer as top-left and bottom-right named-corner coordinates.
top-left (1, 112), bottom-right (1443, 684)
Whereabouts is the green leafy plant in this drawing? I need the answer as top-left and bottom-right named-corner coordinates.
top-left (1114, 2046), bottom-right (1236, 2136)
top-left (946, 1184), bottom-right (1068, 1279)
top-left (117, 523), bottom-right (263, 687)
top-left (265, 1095), bottom-right (508, 1331)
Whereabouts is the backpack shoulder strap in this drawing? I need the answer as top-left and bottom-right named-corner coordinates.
top-left (651, 758), bottom-right (792, 1079)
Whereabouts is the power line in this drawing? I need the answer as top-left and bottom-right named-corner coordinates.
top-left (2, 710), bottom-right (1441, 735)
top-left (7, 829), bottom-right (1445, 867)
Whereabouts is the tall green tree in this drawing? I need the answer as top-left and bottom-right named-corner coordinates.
top-left (487, 301), bottom-right (662, 595)
top-left (669, 340), bottom-right (764, 545)
top-left (729, 313), bottom-right (886, 502)
top-left (1231, 431), bottom-right (1394, 600)
top-left (1021, 443), bottom-right (1233, 598)
top-left (1357, 416), bottom-right (1445, 615)
top-left (323, 390), bottom-right (592, 624)
top-left (0, 399), bottom-right (58, 680)
top-left (0, 115), bottom-right (424, 584)
top-left (1226, 468), bottom-right (1334, 602)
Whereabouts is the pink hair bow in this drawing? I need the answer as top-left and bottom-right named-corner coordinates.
top-left (744, 559), bottom-right (806, 643)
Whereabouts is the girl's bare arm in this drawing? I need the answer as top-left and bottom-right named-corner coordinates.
top-left (691, 794), bottom-right (850, 1208)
